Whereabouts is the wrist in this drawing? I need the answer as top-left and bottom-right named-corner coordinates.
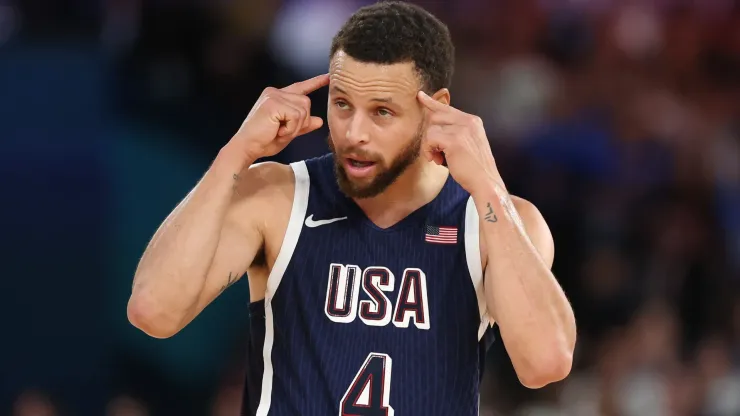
top-left (216, 142), bottom-right (255, 173)
top-left (470, 180), bottom-right (507, 207)
top-left (471, 181), bottom-right (513, 223)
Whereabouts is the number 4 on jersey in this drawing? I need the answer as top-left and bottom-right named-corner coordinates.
top-left (340, 353), bottom-right (394, 416)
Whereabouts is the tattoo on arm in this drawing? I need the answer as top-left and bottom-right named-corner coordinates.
top-left (220, 271), bottom-right (239, 293)
top-left (484, 202), bottom-right (498, 223)
top-left (232, 173), bottom-right (240, 194)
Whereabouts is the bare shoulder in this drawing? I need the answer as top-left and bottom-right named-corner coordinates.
top-left (229, 161), bottom-right (294, 212)
top-left (509, 196), bottom-right (554, 267)
top-left (233, 161), bottom-right (295, 202)
top-left (227, 161), bottom-right (297, 270)
top-left (224, 161), bottom-right (295, 237)
top-left (509, 196), bottom-right (545, 227)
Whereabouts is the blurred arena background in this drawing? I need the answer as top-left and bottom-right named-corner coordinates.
top-left (2, 0), bottom-right (740, 415)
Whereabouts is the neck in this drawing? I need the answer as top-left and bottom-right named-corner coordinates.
top-left (353, 159), bottom-right (449, 228)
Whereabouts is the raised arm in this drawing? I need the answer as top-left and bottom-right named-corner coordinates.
top-left (127, 74), bottom-right (329, 338)
top-left (417, 90), bottom-right (576, 389)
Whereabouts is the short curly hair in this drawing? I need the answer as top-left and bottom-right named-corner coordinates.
top-left (330, 1), bottom-right (455, 93)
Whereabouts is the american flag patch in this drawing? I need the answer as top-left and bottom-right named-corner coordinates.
top-left (425, 225), bottom-right (458, 244)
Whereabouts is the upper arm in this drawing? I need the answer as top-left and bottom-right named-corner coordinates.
top-left (189, 162), bottom-right (294, 318)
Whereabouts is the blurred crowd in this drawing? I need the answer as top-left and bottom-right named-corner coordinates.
top-left (4, 0), bottom-right (740, 415)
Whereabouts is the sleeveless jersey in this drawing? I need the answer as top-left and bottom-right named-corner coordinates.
top-left (242, 154), bottom-right (495, 416)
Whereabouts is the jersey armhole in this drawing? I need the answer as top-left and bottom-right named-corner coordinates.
top-left (256, 161), bottom-right (310, 416)
top-left (464, 196), bottom-right (494, 341)
top-left (264, 161), bottom-right (310, 298)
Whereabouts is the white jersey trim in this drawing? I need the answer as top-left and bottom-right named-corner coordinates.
top-left (464, 196), bottom-right (491, 341)
top-left (256, 160), bottom-right (310, 416)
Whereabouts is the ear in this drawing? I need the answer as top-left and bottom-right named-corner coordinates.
top-left (430, 88), bottom-right (451, 106)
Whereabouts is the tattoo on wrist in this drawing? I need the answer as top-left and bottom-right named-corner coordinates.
top-left (484, 202), bottom-right (498, 223)
top-left (220, 271), bottom-right (239, 293)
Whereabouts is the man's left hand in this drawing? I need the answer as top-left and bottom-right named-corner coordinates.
top-left (417, 91), bottom-right (503, 197)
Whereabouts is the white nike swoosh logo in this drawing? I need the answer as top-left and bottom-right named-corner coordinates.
top-left (304, 215), bottom-right (347, 228)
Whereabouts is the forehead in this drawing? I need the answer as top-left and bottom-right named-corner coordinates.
top-left (329, 51), bottom-right (420, 99)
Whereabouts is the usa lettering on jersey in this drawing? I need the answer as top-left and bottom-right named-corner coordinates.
top-left (324, 263), bottom-right (430, 330)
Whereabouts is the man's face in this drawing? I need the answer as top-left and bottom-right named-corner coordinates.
top-left (327, 51), bottom-right (426, 199)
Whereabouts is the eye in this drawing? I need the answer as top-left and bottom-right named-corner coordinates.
top-left (334, 100), bottom-right (350, 110)
top-left (376, 107), bottom-right (393, 117)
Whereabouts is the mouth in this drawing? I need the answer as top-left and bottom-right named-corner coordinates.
top-left (343, 157), bottom-right (377, 178)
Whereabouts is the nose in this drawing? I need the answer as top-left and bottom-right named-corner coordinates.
top-left (345, 113), bottom-right (370, 146)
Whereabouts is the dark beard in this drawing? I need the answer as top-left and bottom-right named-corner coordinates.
top-left (328, 127), bottom-right (423, 199)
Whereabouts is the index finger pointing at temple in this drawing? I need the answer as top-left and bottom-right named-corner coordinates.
top-left (282, 74), bottom-right (330, 95)
top-left (417, 90), bottom-right (449, 112)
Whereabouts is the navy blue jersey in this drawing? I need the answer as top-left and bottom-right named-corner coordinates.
top-left (243, 154), bottom-right (495, 416)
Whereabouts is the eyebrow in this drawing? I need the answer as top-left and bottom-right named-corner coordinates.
top-left (330, 85), bottom-right (394, 103)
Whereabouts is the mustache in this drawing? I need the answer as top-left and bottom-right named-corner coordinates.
top-left (327, 135), bottom-right (381, 161)
top-left (336, 148), bottom-right (381, 160)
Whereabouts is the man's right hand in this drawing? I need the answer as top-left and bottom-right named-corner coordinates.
top-left (231, 73), bottom-right (330, 162)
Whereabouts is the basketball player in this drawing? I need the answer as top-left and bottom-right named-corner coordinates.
top-left (128, 2), bottom-right (576, 415)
